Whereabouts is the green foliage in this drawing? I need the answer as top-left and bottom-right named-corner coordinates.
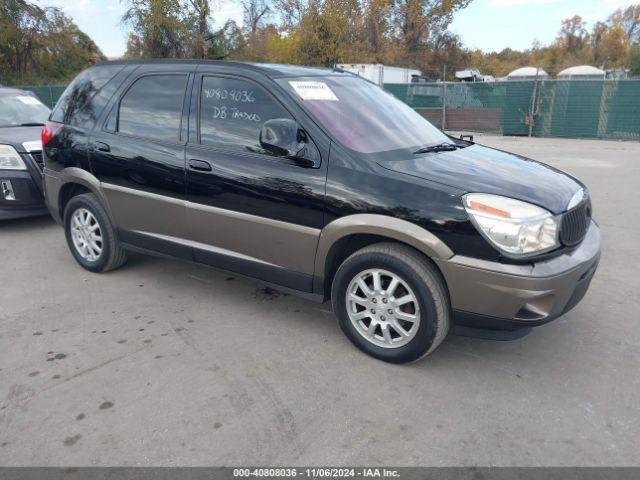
top-left (204, 20), bottom-right (246, 59)
top-left (628, 47), bottom-right (640, 75)
top-left (119, 0), bottom-right (472, 71)
top-left (0, 0), bottom-right (105, 85)
top-left (3, 0), bottom-right (640, 86)
top-left (122, 0), bottom-right (195, 58)
top-left (117, 0), bottom-right (640, 80)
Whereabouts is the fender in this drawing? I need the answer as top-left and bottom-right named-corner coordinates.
top-left (314, 214), bottom-right (455, 291)
top-left (44, 167), bottom-right (113, 224)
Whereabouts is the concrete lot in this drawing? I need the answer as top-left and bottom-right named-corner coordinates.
top-left (0, 135), bottom-right (638, 466)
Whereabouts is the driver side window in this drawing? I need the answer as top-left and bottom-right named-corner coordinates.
top-left (199, 76), bottom-right (292, 154)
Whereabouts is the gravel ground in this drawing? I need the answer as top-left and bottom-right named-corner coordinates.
top-left (0, 135), bottom-right (638, 466)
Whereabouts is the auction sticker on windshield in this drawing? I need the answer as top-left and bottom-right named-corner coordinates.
top-left (289, 81), bottom-right (339, 101)
top-left (16, 96), bottom-right (42, 105)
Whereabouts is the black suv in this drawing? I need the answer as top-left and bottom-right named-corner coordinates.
top-left (0, 87), bottom-right (50, 220)
top-left (42, 60), bottom-right (600, 363)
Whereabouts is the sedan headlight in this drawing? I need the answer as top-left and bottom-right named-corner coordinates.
top-left (0, 145), bottom-right (27, 170)
top-left (463, 193), bottom-right (559, 257)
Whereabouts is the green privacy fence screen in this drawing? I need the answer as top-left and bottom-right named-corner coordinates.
top-left (15, 81), bottom-right (640, 140)
top-left (15, 86), bottom-right (67, 109)
top-left (384, 80), bottom-right (640, 140)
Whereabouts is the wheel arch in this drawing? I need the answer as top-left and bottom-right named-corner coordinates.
top-left (52, 168), bottom-right (113, 223)
top-left (59, 183), bottom-right (91, 217)
top-left (314, 214), bottom-right (454, 298)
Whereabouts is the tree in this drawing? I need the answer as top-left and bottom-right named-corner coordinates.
top-left (0, 0), bottom-right (104, 85)
top-left (296, 0), bottom-right (337, 66)
top-left (112, 0), bottom-right (640, 82)
top-left (124, 33), bottom-right (144, 58)
top-left (0, 0), bottom-right (48, 75)
top-left (627, 46), bottom-right (640, 74)
top-left (427, 32), bottom-right (465, 78)
top-left (595, 26), bottom-right (630, 68)
top-left (122, 0), bottom-right (192, 58)
top-left (274, 0), bottom-right (308, 30)
top-left (394, 0), bottom-right (472, 66)
top-left (362, 0), bottom-right (393, 62)
top-left (294, 0), bottom-right (368, 66)
top-left (189, 0), bottom-right (211, 58)
top-left (557, 15), bottom-right (589, 55)
top-left (242, 0), bottom-right (271, 36)
top-left (609, 5), bottom-right (640, 45)
top-left (205, 20), bottom-right (246, 59)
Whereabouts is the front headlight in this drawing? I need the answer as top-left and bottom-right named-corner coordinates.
top-left (463, 193), bottom-right (559, 257)
top-left (0, 145), bottom-right (27, 170)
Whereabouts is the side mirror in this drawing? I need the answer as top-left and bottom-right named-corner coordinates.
top-left (260, 119), bottom-right (318, 167)
top-left (459, 134), bottom-right (474, 143)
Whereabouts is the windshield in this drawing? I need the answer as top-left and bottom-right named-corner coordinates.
top-left (0, 93), bottom-right (50, 127)
top-left (277, 75), bottom-right (450, 154)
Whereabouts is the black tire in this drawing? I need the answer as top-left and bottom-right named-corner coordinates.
top-left (63, 193), bottom-right (128, 273)
top-left (331, 242), bottom-right (450, 363)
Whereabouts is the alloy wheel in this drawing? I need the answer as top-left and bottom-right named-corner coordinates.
top-left (70, 208), bottom-right (103, 262)
top-left (346, 268), bottom-right (421, 348)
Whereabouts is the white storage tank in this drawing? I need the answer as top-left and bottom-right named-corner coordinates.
top-left (557, 65), bottom-right (605, 80)
top-left (506, 67), bottom-right (549, 81)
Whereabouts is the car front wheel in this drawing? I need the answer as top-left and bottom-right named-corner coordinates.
top-left (332, 243), bottom-right (450, 363)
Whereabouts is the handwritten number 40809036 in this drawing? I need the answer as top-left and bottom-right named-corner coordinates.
top-left (203, 88), bottom-right (255, 103)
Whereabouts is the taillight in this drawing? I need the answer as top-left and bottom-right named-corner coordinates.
top-left (41, 120), bottom-right (63, 147)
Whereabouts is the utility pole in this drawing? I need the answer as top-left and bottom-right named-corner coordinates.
top-left (442, 64), bottom-right (447, 130)
top-left (528, 66), bottom-right (540, 137)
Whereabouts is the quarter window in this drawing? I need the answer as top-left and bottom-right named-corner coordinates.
top-left (51, 64), bottom-right (125, 126)
top-left (199, 76), bottom-right (292, 153)
top-left (118, 74), bottom-right (187, 141)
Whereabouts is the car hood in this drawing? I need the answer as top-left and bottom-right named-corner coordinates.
top-left (0, 126), bottom-right (43, 152)
top-left (378, 143), bottom-right (583, 214)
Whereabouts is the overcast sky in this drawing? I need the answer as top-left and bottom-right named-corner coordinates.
top-left (39, 0), bottom-right (637, 59)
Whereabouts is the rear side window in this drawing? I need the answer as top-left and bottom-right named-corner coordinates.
top-left (118, 74), bottom-right (187, 142)
top-left (50, 64), bottom-right (125, 127)
top-left (199, 76), bottom-right (292, 152)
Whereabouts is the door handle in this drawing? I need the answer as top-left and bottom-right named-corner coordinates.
top-left (93, 141), bottom-right (110, 152)
top-left (188, 159), bottom-right (212, 172)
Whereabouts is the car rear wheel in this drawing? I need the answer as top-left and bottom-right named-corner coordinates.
top-left (64, 193), bottom-right (127, 273)
top-left (332, 242), bottom-right (450, 363)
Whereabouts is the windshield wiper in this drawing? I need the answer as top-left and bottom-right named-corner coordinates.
top-left (413, 142), bottom-right (460, 154)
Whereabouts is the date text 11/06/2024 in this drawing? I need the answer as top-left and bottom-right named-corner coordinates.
top-left (233, 468), bottom-right (401, 478)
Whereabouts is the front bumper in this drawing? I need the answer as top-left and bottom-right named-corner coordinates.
top-left (434, 221), bottom-right (601, 331)
top-left (0, 170), bottom-right (47, 220)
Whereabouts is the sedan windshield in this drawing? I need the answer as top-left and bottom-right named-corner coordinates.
top-left (0, 93), bottom-right (50, 127)
top-left (277, 75), bottom-right (451, 154)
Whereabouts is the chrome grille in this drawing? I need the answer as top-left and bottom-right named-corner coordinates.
top-left (560, 200), bottom-right (591, 246)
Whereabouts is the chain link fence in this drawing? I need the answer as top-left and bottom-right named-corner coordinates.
top-left (385, 80), bottom-right (640, 140)
top-left (14, 81), bottom-right (640, 140)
